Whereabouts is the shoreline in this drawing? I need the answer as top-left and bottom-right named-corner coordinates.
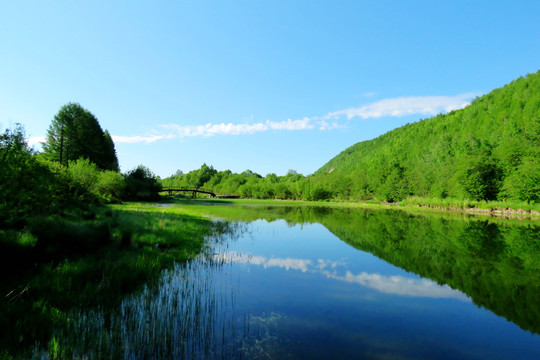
top-left (167, 197), bottom-right (540, 221)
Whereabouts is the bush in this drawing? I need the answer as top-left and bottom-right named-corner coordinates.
top-left (0, 125), bottom-right (63, 226)
top-left (124, 165), bottom-right (161, 201)
top-left (97, 171), bottom-right (125, 203)
top-left (65, 158), bottom-right (126, 203)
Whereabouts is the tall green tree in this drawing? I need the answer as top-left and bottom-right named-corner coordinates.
top-left (103, 130), bottom-right (120, 172)
top-left (43, 103), bottom-right (119, 171)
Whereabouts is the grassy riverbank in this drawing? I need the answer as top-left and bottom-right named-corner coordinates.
top-left (0, 204), bottom-right (220, 359)
top-left (162, 197), bottom-right (540, 221)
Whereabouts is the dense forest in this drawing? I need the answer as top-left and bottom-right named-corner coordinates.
top-left (315, 71), bottom-right (540, 202)
top-left (162, 71), bottom-right (539, 204)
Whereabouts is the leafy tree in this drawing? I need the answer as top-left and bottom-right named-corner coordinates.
top-left (192, 164), bottom-right (217, 189)
top-left (43, 103), bottom-right (119, 171)
top-left (124, 165), bottom-right (162, 201)
top-left (103, 130), bottom-right (119, 172)
top-left (501, 157), bottom-right (540, 203)
top-left (378, 159), bottom-right (408, 202)
top-left (459, 154), bottom-right (502, 201)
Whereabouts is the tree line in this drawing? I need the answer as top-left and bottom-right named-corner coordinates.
top-left (313, 71), bottom-right (539, 203)
top-left (162, 71), bottom-right (539, 205)
top-left (0, 103), bottom-right (161, 228)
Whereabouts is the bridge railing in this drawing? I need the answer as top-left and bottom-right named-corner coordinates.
top-left (159, 187), bottom-right (217, 197)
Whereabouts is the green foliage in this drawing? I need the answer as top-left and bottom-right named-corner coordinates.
top-left (0, 205), bottom-right (218, 358)
top-left (43, 102), bottom-right (119, 171)
top-left (312, 71), bottom-right (540, 203)
top-left (500, 157), bottom-right (540, 204)
top-left (0, 125), bottom-right (66, 226)
top-left (66, 158), bottom-right (100, 200)
top-left (1, 124), bottom-right (126, 230)
top-left (66, 158), bottom-right (125, 203)
top-left (160, 72), bottom-right (538, 205)
top-left (193, 163), bottom-right (217, 188)
top-left (124, 165), bottom-right (162, 201)
top-left (458, 155), bottom-right (503, 201)
top-left (161, 164), bottom-right (306, 200)
top-left (96, 170), bottom-right (126, 203)
top-left (103, 130), bottom-right (120, 172)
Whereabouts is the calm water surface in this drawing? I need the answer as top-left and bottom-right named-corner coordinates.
top-left (54, 207), bottom-right (540, 359)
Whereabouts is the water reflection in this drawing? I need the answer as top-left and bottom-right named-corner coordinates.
top-left (217, 251), bottom-right (469, 301)
top-left (48, 260), bottom-right (235, 359)
top-left (329, 271), bottom-right (469, 300)
top-left (214, 252), bottom-right (314, 272)
top-left (31, 206), bottom-right (540, 359)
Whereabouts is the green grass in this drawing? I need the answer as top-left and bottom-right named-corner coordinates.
top-left (398, 196), bottom-right (540, 214)
top-left (161, 197), bottom-right (540, 221)
top-left (0, 203), bottom-right (220, 359)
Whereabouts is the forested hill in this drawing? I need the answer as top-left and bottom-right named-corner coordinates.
top-left (313, 71), bottom-right (540, 203)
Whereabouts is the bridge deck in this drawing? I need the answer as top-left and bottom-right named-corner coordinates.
top-left (160, 187), bottom-right (216, 198)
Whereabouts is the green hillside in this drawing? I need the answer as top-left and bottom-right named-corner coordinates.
top-left (313, 71), bottom-right (540, 202)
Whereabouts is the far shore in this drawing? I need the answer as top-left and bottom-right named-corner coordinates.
top-left (160, 197), bottom-right (540, 221)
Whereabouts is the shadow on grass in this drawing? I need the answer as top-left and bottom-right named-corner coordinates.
top-left (0, 206), bottom-right (221, 359)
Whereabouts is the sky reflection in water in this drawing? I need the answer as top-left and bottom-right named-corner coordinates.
top-left (202, 218), bottom-right (540, 359)
top-left (53, 216), bottom-right (540, 360)
top-left (215, 250), bottom-right (470, 301)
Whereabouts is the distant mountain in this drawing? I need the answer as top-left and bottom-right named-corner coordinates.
top-left (313, 71), bottom-right (540, 202)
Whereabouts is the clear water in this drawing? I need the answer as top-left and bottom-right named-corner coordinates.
top-left (51, 212), bottom-right (540, 360)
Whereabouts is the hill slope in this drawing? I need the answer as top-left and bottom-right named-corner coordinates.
top-left (313, 71), bottom-right (540, 202)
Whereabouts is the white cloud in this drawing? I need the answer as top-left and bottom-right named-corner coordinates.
top-left (215, 252), bottom-right (313, 272)
top-left (97, 92), bottom-right (478, 144)
top-left (267, 117), bottom-right (312, 131)
top-left (325, 271), bottom-right (470, 300)
top-left (216, 252), bottom-right (469, 301)
top-left (163, 118), bottom-right (314, 138)
top-left (325, 93), bottom-right (476, 120)
top-left (318, 120), bottom-right (347, 131)
top-left (26, 136), bottom-right (46, 146)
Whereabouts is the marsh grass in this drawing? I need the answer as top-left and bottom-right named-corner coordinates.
top-left (167, 197), bottom-right (540, 220)
top-left (399, 196), bottom-right (540, 214)
top-left (0, 204), bottom-right (218, 359)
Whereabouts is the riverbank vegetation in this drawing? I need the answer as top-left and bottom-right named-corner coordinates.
top-left (0, 202), bottom-right (219, 359)
top-left (0, 110), bottom-right (213, 358)
top-left (162, 71), bottom-right (539, 210)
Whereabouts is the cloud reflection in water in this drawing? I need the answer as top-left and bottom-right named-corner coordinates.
top-left (216, 252), bottom-right (469, 301)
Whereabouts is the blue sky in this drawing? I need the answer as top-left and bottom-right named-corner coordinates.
top-left (1, 1), bottom-right (538, 177)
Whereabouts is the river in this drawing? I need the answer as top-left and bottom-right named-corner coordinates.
top-left (42, 204), bottom-right (540, 359)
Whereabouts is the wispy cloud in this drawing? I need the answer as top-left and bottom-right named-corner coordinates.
top-left (114, 118), bottom-right (314, 144)
top-left (110, 92), bottom-right (476, 144)
top-left (214, 252), bottom-right (313, 272)
top-left (216, 252), bottom-right (470, 300)
top-left (324, 93), bottom-right (476, 120)
top-left (162, 117), bottom-right (313, 137)
top-left (325, 270), bottom-right (469, 300)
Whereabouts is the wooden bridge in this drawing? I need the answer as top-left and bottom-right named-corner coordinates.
top-left (160, 187), bottom-right (216, 198)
